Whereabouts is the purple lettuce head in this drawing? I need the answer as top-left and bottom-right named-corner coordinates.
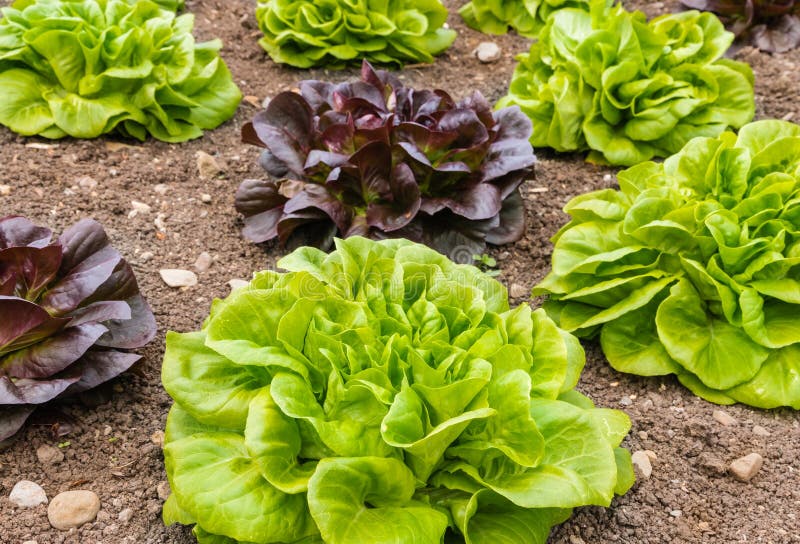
top-left (236, 61), bottom-right (536, 260)
top-left (0, 216), bottom-right (157, 441)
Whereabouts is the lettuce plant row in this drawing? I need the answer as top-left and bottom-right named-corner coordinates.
top-left (0, 216), bottom-right (157, 441)
top-left (0, 0), bottom-right (241, 142)
top-left (236, 61), bottom-right (536, 261)
top-left (535, 120), bottom-right (800, 408)
top-left (162, 237), bottom-right (634, 544)
top-left (497, 3), bottom-right (755, 166)
top-left (255, 0), bottom-right (456, 68)
top-left (459, 0), bottom-right (604, 38)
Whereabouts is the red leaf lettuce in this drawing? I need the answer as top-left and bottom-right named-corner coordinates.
top-left (236, 61), bottom-right (536, 261)
top-left (0, 216), bottom-right (156, 441)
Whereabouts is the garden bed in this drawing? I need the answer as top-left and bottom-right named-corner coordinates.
top-left (1, 0), bottom-right (799, 542)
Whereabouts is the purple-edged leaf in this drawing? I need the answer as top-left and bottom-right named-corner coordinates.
top-left (40, 253), bottom-right (119, 314)
top-left (366, 163), bottom-right (421, 232)
top-left (439, 141), bottom-right (493, 171)
top-left (57, 219), bottom-right (111, 275)
top-left (396, 122), bottom-right (459, 155)
top-left (0, 273), bottom-right (16, 296)
top-left (420, 212), bottom-right (499, 262)
top-left (350, 141), bottom-right (393, 199)
top-left (482, 138), bottom-right (537, 184)
top-left (93, 295), bottom-right (156, 349)
top-left (0, 245), bottom-right (63, 298)
top-left (251, 93), bottom-right (314, 177)
top-left (493, 106), bottom-right (534, 141)
top-left (82, 260), bottom-right (139, 308)
top-left (0, 297), bottom-right (69, 354)
top-left (59, 350), bottom-right (141, 396)
top-left (277, 209), bottom-right (338, 249)
top-left (1, 323), bottom-right (108, 379)
top-left (0, 216), bottom-right (52, 249)
top-left (752, 15), bottom-right (800, 52)
top-left (438, 109), bottom-right (490, 148)
top-left (457, 91), bottom-right (495, 128)
top-left (242, 209), bottom-right (285, 243)
top-left (242, 121), bottom-right (266, 148)
top-left (360, 59), bottom-right (400, 99)
top-left (334, 81), bottom-right (388, 112)
top-left (0, 405), bottom-right (36, 441)
top-left (299, 80), bottom-right (335, 112)
top-left (258, 150), bottom-right (291, 179)
top-left (354, 123), bottom-right (392, 149)
top-left (397, 141), bottom-right (434, 167)
top-left (235, 179), bottom-right (288, 217)
top-left (486, 190), bottom-right (526, 245)
top-left (68, 300), bottom-right (131, 327)
top-left (422, 183), bottom-right (502, 221)
top-left (284, 184), bottom-right (351, 232)
top-left (305, 150), bottom-right (350, 172)
top-left (321, 123), bottom-right (356, 154)
top-left (0, 374), bottom-right (80, 405)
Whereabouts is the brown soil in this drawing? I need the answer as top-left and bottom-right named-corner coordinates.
top-left (1, 1), bottom-right (799, 543)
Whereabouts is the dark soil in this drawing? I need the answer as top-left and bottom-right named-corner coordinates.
top-left (1, 0), bottom-right (800, 543)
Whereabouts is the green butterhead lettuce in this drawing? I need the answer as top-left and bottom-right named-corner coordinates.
top-left (162, 237), bottom-right (633, 543)
top-left (459, 0), bottom-right (608, 38)
top-left (535, 120), bottom-right (800, 408)
top-left (0, 0), bottom-right (241, 142)
top-left (497, 2), bottom-right (755, 166)
top-left (255, 0), bottom-right (456, 68)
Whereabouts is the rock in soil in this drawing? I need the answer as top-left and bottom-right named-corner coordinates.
top-left (118, 507), bottom-right (134, 524)
top-left (712, 410), bottom-right (737, 426)
top-left (9, 480), bottom-right (47, 508)
top-left (157, 481), bottom-right (171, 501)
top-left (194, 251), bottom-right (213, 273)
top-left (509, 282), bottom-right (528, 298)
top-left (159, 269), bottom-right (198, 288)
top-left (47, 490), bottom-right (101, 530)
top-left (196, 151), bottom-right (222, 179)
top-left (729, 453), bottom-right (764, 482)
top-left (752, 425), bottom-right (771, 437)
top-left (474, 41), bottom-right (502, 63)
top-left (631, 451), bottom-right (653, 480)
top-left (36, 444), bottom-right (64, 465)
top-left (228, 278), bottom-right (250, 291)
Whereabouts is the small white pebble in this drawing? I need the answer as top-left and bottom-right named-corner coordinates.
top-left (713, 410), bottom-right (737, 426)
top-left (159, 269), bottom-right (198, 288)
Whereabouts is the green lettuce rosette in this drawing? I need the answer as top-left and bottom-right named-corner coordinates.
top-left (536, 120), bottom-right (800, 409)
top-left (255, 0), bottom-right (456, 68)
top-left (0, 0), bottom-right (241, 142)
top-left (497, 2), bottom-right (755, 166)
top-left (459, 0), bottom-right (606, 38)
top-left (162, 237), bottom-right (634, 544)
